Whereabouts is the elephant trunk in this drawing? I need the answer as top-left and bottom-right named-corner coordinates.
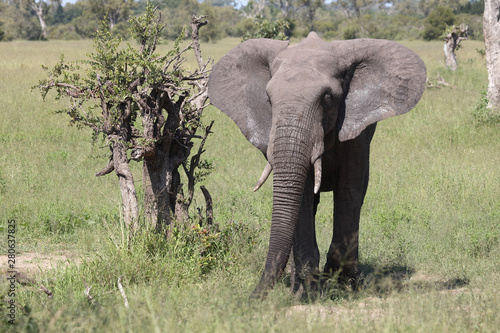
top-left (251, 114), bottom-right (321, 299)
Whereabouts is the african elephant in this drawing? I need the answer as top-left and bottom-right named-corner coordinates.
top-left (208, 32), bottom-right (426, 299)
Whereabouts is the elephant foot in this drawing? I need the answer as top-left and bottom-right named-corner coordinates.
top-left (322, 261), bottom-right (364, 291)
top-left (250, 274), bottom-right (274, 301)
top-left (291, 270), bottom-right (320, 301)
top-left (290, 256), bottom-right (320, 300)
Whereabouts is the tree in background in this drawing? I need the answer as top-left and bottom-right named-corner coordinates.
top-left (74, 0), bottom-right (136, 36)
top-left (419, 0), bottom-right (471, 16)
top-left (301, 0), bottom-right (323, 31)
top-left (27, 0), bottom-right (49, 39)
top-left (483, 0), bottom-right (500, 111)
top-left (0, 0), bottom-right (488, 42)
top-left (0, 0), bottom-right (44, 40)
top-left (423, 5), bottom-right (455, 40)
top-left (240, 0), bottom-right (266, 18)
top-left (242, 14), bottom-right (290, 40)
top-left (161, 0), bottom-right (199, 39)
top-left (105, 0), bottom-right (136, 30)
top-left (36, 5), bottom-right (213, 233)
top-left (269, 0), bottom-right (297, 18)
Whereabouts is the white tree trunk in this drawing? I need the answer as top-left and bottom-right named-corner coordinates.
top-left (444, 25), bottom-right (467, 71)
top-left (483, 0), bottom-right (500, 110)
top-left (30, 1), bottom-right (48, 40)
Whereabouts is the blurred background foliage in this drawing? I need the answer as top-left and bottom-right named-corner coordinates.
top-left (0, 0), bottom-right (486, 42)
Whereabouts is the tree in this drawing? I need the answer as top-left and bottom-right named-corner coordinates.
top-left (423, 5), bottom-right (455, 40)
top-left (334, 0), bottom-right (381, 18)
top-left (28, 0), bottom-right (48, 38)
top-left (161, 0), bottom-right (199, 39)
top-left (242, 14), bottom-right (290, 40)
top-left (483, 0), bottom-right (500, 111)
top-left (240, 0), bottom-right (266, 18)
top-left (211, 0), bottom-right (236, 6)
top-left (300, 0), bottom-right (323, 31)
top-left (105, 0), bottom-right (135, 30)
top-left (444, 24), bottom-right (467, 70)
top-left (269, 0), bottom-right (298, 19)
top-left (36, 5), bottom-right (212, 233)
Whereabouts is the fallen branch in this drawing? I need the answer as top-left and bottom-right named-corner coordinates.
top-left (40, 284), bottom-right (53, 299)
top-left (426, 73), bottom-right (452, 89)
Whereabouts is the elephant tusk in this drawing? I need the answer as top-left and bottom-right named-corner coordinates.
top-left (313, 157), bottom-right (322, 194)
top-left (253, 162), bottom-right (273, 192)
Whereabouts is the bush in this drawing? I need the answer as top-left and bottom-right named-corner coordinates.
top-left (472, 91), bottom-right (500, 125)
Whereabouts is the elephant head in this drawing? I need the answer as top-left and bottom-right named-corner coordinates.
top-left (208, 33), bottom-right (426, 299)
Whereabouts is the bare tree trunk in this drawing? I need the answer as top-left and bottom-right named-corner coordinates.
top-left (444, 25), bottom-right (468, 71)
top-left (112, 139), bottom-right (139, 232)
top-left (143, 151), bottom-right (182, 232)
top-left (30, 1), bottom-right (48, 39)
top-left (484, 0), bottom-right (500, 110)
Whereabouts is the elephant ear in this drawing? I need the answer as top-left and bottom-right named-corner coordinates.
top-left (208, 39), bottom-right (289, 154)
top-left (336, 39), bottom-right (426, 142)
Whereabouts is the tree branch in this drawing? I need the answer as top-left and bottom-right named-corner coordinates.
top-left (200, 185), bottom-right (213, 226)
top-left (184, 121), bottom-right (214, 208)
top-left (190, 15), bottom-right (209, 71)
top-left (40, 284), bottom-right (53, 299)
top-left (95, 158), bottom-right (115, 177)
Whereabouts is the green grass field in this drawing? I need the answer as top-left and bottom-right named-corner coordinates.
top-left (1, 37), bottom-right (499, 332)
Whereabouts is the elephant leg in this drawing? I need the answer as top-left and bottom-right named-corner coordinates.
top-left (290, 173), bottom-right (320, 297)
top-left (323, 124), bottom-right (376, 289)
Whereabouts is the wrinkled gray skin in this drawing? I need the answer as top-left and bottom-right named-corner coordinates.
top-left (208, 32), bottom-right (426, 299)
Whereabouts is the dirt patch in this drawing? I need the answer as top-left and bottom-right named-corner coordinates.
top-left (0, 252), bottom-right (80, 277)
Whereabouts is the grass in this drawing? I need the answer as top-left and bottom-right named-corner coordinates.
top-left (1, 37), bottom-right (499, 332)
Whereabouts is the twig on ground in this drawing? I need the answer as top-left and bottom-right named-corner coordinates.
top-left (426, 73), bottom-right (452, 88)
top-left (40, 284), bottom-right (53, 299)
top-left (83, 280), bottom-right (95, 305)
top-left (117, 275), bottom-right (129, 309)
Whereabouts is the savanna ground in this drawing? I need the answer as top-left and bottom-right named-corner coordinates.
top-left (0, 37), bottom-right (499, 332)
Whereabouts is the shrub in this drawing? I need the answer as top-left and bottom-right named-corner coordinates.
top-left (472, 91), bottom-right (500, 125)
